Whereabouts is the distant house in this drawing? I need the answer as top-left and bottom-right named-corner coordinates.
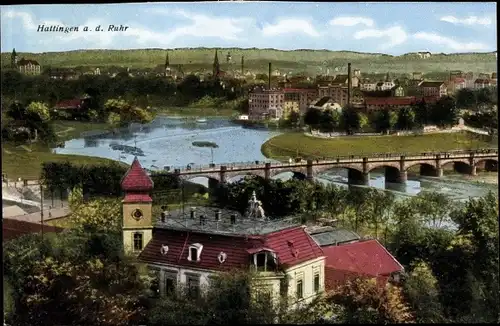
top-left (17, 58), bottom-right (41, 75)
top-left (392, 85), bottom-right (405, 97)
top-left (309, 97), bottom-right (342, 112)
top-left (54, 99), bottom-right (84, 110)
top-left (417, 51), bottom-right (431, 59)
top-left (418, 81), bottom-right (447, 98)
top-left (284, 88), bottom-right (318, 114)
top-left (474, 79), bottom-right (491, 89)
top-left (448, 77), bottom-right (467, 93)
top-left (332, 74), bottom-right (360, 88)
top-left (359, 80), bottom-right (377, 91)
top-left (412, 72), bottom-right (423, 81)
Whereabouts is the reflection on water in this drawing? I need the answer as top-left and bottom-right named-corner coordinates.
top-left (53, 116), bottom-right (497, 203)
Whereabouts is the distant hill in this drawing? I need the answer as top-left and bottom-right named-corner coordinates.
top-left (1, 48), bottom-right (496, 75)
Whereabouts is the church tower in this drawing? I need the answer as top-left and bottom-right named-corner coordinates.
top-left (213, 49), bottom-right (220, 79)
top-left (121, 157), bottom-right (154, 256)
top-left (165, 52), bottom-right (171, 77)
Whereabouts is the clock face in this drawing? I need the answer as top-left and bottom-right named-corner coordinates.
top-left (132, 209), bottom-right (143, 221)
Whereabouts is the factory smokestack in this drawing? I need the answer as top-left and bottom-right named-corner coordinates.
top-left (268, 62), bottom-right (272, 90)
top-left (347, 63), bottom-right (352, 106)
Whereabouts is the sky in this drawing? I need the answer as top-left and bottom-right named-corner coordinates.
top-left (1, 2), bottom-right (497, 55)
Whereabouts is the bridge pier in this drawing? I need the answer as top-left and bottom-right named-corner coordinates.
top-left (348, 169), bottom-right (369, 186)
top-left (265, 163), bottom-right (271, 180)
top-left (306, 160), bottom-right (314, 181)
top-left (385, 168), bottom-right (405, 184)
top-left (470, 165), bottom-right (477, 176)
top-left (398, 170), bottom-right (408, 183)
top-left (436, 167), bottom-right (443, 177)
top-left (219, 166), bottom-right (227, 184)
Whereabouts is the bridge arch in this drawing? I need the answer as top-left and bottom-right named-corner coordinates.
top-left (313, 163), bottom-right (364, 175)
top-left (270, 170), bottom-right (308, 181)
top-left (226, 173), bottom-right (266, 184)
top-left (440, 159), bottom-right (473, 175)
top-left (268, 167), bottom-right (309, 179)
top-left (181, 175), bottom-right (221, 191)
top-left (405, 162), bottom-right (438, 177)
top-left (368, 164), bottom-right (401, 184)
top-left (475, 158), bottom-right (498, 172)
top-left (225, 170), bottom-right (266, 181)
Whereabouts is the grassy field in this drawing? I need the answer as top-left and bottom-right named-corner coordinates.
top-left (2, 48), bottom-right (496, 75)
top-left (155, 107), bottom-right (238, 117)
top-left (261, 132), bottom-right (496, 161)
top-left (2, 142), bottom-right (125, 181)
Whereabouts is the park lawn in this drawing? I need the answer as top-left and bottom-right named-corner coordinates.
top-left (261, 132), bottom-right (495, 161)
top-left (2, 142), bottom-right (125, 181)
top-left (52, 120), bottom-right (111, 141)
top-left (155, 106), bottom-right (238, 117)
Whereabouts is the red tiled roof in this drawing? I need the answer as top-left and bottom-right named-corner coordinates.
top-left (365, 97), bottom-right (417, 106)
top-left (54, 99), bottom-right (82, 109)
top-left (121, 157), bottom-right (154, 192)
top-left (3, 218), bottom-right (64, 242)
top-left (139, 225), bottom-right (323, 271)
top-left (323, 239), bottom-right (403, 277)
top-left (123, 193), bottom-right (153, 203)
top-left (324, 267), bottom-right (389, 291)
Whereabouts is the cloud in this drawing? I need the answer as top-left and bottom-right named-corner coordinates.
top-left (261, 18), bottom-right (320, 37)
top-left (145, 8), bottom-right (253, 42)
top-left (329, 16), bottom-right (374, 27)
top-left (354, 26), bottom-right (408, 48)
top-left (413, 32), bottom-right (490, 51)
top-left (440, 15), bottom-right (493, 26)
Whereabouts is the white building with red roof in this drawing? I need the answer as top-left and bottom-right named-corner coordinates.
top-left (121, 158), bottom-right (325, 307)
top-left (120, 158), bottom-right (404, 306)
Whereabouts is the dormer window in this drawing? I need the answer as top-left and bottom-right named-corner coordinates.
top-left (188, 243), bottom-right (203, 262)
top-left (249, 248), bottom-right (277, 272)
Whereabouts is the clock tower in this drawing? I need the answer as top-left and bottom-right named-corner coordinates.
top-left (121, 157), bottom-right (154, 256)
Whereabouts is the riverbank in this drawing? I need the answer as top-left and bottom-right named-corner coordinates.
top-left (261, 132), bottom-right (496, 161)
top-left (446, 172), bottom-right (499, 185)
top-left (154, 107), bottom-right (238, 117)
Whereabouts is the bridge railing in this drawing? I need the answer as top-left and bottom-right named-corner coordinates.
top-left (168, 148), bottom-right (497, 172)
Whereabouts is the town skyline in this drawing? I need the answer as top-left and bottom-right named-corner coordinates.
top-left (1, 2), bottom-right (496, 54)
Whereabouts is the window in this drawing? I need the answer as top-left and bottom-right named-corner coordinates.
top-left (314, 273), bottom-right (320, 293)
top-left (296, 279), bottom-right (304, 299)
top-left (133, 232), bottom-right (143, 251)
top-left (253, 250), bottom-right (277, 272)
top-left (165, 277), bottom-right (176, 296)
top-left (186, 274), bottom-right (200, 298)
top-left (188, 243), bottom-right (203, 262)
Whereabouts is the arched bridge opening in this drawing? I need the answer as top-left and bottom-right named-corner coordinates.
top-left (271, 171), bottom-right (307, 182)
top-left (369, 165), bottom-right (402, 184)
top-left (347, 168), bottom-right (369, 186)
top-left (183, 176), bottom-right (220, 193)
top-left (406, 163), bottom-right (439, 177)
top-left (440, 161), bottom-right (473, 175)
top-left (226, 174), bottom-right (266, 184)
top-left (476, 159), bottom-right (498, 172)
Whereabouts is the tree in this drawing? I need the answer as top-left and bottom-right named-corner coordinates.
top-left (287, 111), bottom-right (301, 128)
top-left (359, 112), bottom-right (369, 130)
top-left (319, 109), bottom-right (339, 132)
top-left (397, 107), bottom-right (416, 130)
top-left (325, 277), bottom-right (415, 324)
top-left (430, 96), bottom-right (458, 127)
top-left (304, 107), bottom-right (323, 130)
top-left (26, 101), bottom-right (50, 121)
top-left (403, 260), bottom-right (447, 323)
top-left (107, 112), bottom-right (122, 127)
top-left (412, 100), bottom-right (430, 126)
top-left (412, 192), bottom-right (452, 228)
top-left (455, 88), bottom-right (476, 110)
top-left (69, 197), bottom-right (122, 233)
top-left (340, 106), bottom-right (361, 134)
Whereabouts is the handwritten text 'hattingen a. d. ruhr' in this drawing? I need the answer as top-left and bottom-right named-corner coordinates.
top-left (37, 24), bottom-right (129, 33)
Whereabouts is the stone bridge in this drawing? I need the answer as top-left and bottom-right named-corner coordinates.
top-left (167, 149), bottom-right (498, 187)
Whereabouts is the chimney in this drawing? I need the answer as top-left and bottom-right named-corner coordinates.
top-left (215, 210), bottom-right (221, 221)
top-left (268, 62), bottom-right (272, 90)
top-left (347, 63), bottom-right (352, 106)
top-left (190, 207), bottom-right (195, 219)
top-left (230, 214), bottom-right (236, 225)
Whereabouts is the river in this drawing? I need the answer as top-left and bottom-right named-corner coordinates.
top-left (54, 116), bottom-right (497, 202)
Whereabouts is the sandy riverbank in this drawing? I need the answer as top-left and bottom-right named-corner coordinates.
top-left (449, 173), bottom-right (498, 185)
